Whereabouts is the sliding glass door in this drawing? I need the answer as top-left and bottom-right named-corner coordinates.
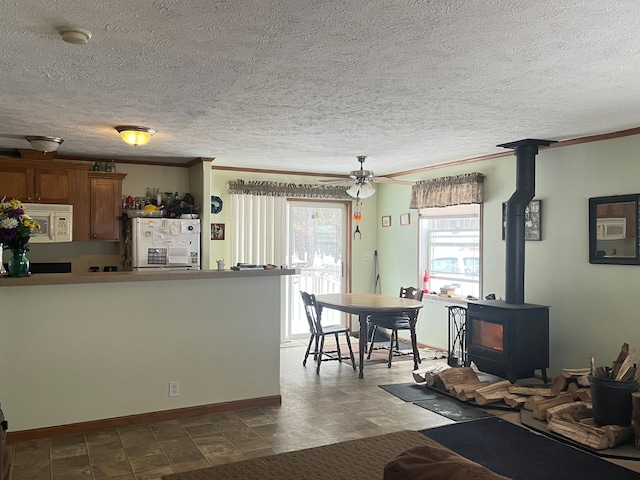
top-left (284, 200), bottom-right (349, 340)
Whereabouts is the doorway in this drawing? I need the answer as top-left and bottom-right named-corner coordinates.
top-left (284, 200), bottom-right (350, 340)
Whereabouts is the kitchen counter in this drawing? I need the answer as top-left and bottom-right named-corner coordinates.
top-left (0, 267), bottom-right (298, 287)
top-left (1, 267), bottom-right (296, 436)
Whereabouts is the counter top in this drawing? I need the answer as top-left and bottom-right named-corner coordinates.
top-left (0, 268), bottom-right (298, 287)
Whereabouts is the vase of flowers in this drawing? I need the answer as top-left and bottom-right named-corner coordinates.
top-left (0, 198), bottom-right (40, 277)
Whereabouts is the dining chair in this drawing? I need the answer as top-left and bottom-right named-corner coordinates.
top-left (300, 291), bottom-right (356, 374)
top-left (367, 286), bottom-right (424, 368)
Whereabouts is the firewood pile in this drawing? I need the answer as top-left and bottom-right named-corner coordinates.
top-left (412, 343), bottom-right (640, 451)
top-left (589, 342), bottom-right (637, 381)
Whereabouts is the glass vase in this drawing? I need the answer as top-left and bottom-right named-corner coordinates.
top-left (8, 248), bottom-right (30, 277)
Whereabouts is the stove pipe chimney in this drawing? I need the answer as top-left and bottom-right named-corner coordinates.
top-left (498, 139), bottom-right (556, 304)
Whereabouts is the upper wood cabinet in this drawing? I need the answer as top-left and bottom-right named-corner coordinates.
top-left (0, 157), bottom-right (127, 242)
top-left (0, 165), bottom-right (70, 203)
top-left (89, 173), bottom-right (125, 241)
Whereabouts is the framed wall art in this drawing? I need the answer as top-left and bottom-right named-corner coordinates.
top-left (502, 199), bottom-right (541, 241)
top-left (400, 213), bottom-right (410, 226)
top-left (381, 215), bottom-right (391, 227)
top-left (211, 223), bottom-right (225, 240)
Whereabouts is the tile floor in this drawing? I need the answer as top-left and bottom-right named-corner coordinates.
top-left (9, 340), bottom-right (455, 480)
top-left (8, 340), bottom-right (640, 479)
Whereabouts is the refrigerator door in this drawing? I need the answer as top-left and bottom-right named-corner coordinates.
top-left (131, 218), bottom-right (200, 269)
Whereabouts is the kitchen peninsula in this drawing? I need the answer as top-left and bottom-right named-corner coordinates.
top-left (0, 268), bottom-right (296, 440)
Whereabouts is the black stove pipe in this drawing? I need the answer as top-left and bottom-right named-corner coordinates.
top-left (498, 139), bottom-right (556, 304)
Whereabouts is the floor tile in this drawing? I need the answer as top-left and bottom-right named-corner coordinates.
top-left (5, 341), bottom-right (487, 479)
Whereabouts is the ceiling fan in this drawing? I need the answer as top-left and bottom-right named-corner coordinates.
top-left (320, 156), bottom-right (415, 199)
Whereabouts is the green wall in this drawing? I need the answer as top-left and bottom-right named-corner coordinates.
top-left (376, 134), bottom-right (640, 375)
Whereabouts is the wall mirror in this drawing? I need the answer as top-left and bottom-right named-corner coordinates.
top-left (589, 194), bottom-right (640, 265)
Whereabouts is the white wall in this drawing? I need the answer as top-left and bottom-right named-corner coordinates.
top-left (118, 163), bottom-right (191, 202)
top-left (0, 275), bottom-right (282, 431)
top-left (208, 169), bottom-right (378, 298)
top-left (377, 134), bottom-right (640, 375)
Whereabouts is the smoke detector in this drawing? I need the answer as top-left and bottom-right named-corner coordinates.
top-left (58, 27), bottom-right (92, 45)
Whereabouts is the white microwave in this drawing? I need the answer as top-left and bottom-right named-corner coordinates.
top-left (23, 204), bottom-right (73, 243)
top-left (596, 217), bottom-right (626, 240)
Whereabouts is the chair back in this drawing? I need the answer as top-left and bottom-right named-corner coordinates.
top-left (399, 286), bottom-right (424, 302)
top-left (300, 291), bottom-right (323, 335)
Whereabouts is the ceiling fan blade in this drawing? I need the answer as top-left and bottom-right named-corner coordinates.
top-left (318, 177), bottom-right (351, 184)
top-left (370, 176), bottom-right (416, 186)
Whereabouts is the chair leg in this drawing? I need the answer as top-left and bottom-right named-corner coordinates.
top-left (388, 330), bottom-right (395, 368)
top-left (313, 335), bottom-right (320, 361)
top-left (410, 325), bottom-right (422, 367)
top-left (317, 336), bottom-right (326, 374)
top-left (367, 325), bottom-right (377, 359)
top-left (335, 333), bottom-right (342, 363)
top-left (303, 334), bottom-right (315, 366)
top-left (344, 332), bottom-right (356, 370)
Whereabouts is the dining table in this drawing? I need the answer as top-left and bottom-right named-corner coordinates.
top-left (315, 292), bottom-right (424, 378)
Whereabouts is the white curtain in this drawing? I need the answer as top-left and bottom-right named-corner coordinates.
top-left (230, 194), bottom-right (286, 266)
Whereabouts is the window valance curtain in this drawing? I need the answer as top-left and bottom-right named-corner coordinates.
top-left (410, 172), bottom-right (485, 209)
top-left (228, 179), bottom-right (351, 200)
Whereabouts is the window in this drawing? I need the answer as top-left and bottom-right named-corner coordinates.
top-left (419, 204), bottom-right (481, 299)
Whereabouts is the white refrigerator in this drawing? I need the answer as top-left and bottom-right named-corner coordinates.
top-left (130, 218), bottom-right (200, 270)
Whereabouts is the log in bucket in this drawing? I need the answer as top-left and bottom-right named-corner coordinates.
top-left (589, 375), bottom-right (638, 426)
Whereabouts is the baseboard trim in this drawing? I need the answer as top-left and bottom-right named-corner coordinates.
top-left (7, 395), bottom-right (282, 443)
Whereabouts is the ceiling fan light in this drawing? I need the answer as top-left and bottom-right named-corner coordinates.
top-left (347, 182), bottom-right (375, 199)
top-left (25, 136), bottom-right (64, 152)
top-left (359, 182), bottom-right (376, 198)
top-left (115, 126), bottom-right (155, 146)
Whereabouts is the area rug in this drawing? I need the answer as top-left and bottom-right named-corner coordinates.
top-left (413, 397), bottom-right (494, 422)
top-left (421, 417), bottom-right (640, 480)
top-left (343, 340), bottom-right (447, 367)
top-left (379, 382), bottom-right (494, 422)
top-left (379, 382), bottom-right (440, 402)
top-left (161, 430), bottom-right (440, 480)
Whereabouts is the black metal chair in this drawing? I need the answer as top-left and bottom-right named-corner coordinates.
top-left (367, 286), bottom-right (424, 368)
top-left (300, 291), bottom-right (356, 374)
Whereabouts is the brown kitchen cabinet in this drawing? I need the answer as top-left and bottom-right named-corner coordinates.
top-left (88, 173), bottom-right (126, 241)
top-left (0, 165), bottom-right (70, 203)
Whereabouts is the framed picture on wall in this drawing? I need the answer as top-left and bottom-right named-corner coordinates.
top-left (502, 200), bottom-right (542, 241)
top-left (381, 215), bottom-right (391, 227)
top-left (400, 213), bottom-right (410, 226)
top-left (211, 223), bottom-right (225, 240)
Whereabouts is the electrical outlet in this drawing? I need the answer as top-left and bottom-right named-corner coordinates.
top-left (169, 381), bottom-right (180, 397)
top-left (362, 252), bottom-right (373, 261)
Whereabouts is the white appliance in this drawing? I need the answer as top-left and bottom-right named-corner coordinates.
top-left (130, 218), bottom-right (200, 270)
top-left (23, 203), bottom-right (73, 243)
top-left (596, 217), bottom-right (626, 240)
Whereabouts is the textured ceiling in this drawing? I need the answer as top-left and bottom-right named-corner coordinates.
top-left (1, 1), bottom-right (640, 176)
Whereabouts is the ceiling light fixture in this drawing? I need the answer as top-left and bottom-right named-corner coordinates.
top-left (347, 181), bottom-right (375, 199)
top-left (58, 27), bottom-right (92, 45)
top-left (25, 136), bottom-right (64, 152)
top-left (115, 126), bottom-right (156, 146)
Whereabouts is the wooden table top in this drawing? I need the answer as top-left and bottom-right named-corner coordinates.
top-left (315, 292), bottom-right (423, 315)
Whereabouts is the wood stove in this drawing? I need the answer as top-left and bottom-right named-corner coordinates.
top-left (467, 139), bottom-right (555, 383)
top-left (467, 300), bottom-right (548, 383)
